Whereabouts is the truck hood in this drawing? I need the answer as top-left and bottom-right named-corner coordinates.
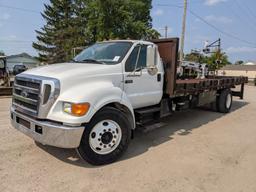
top-left (23, 62), bottom-right (120, 80)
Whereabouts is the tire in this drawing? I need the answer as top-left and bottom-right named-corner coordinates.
top-left (216, 89), bottom-right (232, 113)
top-left (77, 106), bottom-right (131, 165)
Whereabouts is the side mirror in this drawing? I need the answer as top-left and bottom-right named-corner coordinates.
top-left (147, 45), bottom-right (155, 68)
top-left (146, 45), bottom-right (158, 75)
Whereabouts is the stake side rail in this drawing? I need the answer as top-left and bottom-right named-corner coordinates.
top-left (174, 76), bottom-right (248, 99)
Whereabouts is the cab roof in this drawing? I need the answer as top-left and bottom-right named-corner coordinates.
top-left (101, 39), bottom-right (153, 44)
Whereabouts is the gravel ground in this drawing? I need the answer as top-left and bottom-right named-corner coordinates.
top-left (0, 86), bottom-right (256, 192)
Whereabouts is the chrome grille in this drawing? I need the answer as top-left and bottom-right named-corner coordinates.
top-left (13, 76), bottom-right (41, 116)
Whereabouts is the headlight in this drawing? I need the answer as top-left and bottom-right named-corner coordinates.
top-left (63, 102), bottom-right (90, 116)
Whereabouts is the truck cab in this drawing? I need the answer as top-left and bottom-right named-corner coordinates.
top-left (11, 40), bottom-right (166, 165)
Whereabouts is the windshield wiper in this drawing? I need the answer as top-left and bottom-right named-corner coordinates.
top-left (76, 59), bottom-right (104, 64)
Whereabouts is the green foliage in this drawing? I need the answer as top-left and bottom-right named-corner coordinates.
top-left (184, 52), bottom-right (204, 63)
top-left (33, 0), bottom-right (159, 63)
top-left (235, 60), bottom-right (244, 65)
top-left (185, 51), bottom-right (231, 71)
top-left (205, 52), bottom-right (231, 71)
top-left (77, 0), bottom-right (160, 41)
top-left (33, 0), bottom-right (89, 63)
top-left (0, 51), bottom-right (5, 56)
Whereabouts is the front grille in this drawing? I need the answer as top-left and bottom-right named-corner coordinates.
top-left (13, 76), bottom-right (41, 116)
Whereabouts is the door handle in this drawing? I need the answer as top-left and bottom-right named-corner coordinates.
top-left (125, 80), bottom-right (133, 84)
top-left (157, 73), bottom-right (161, 82)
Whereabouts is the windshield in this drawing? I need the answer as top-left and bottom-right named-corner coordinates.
top-left (73, 42), bottom-right (133, 64)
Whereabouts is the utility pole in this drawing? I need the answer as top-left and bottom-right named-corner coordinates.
top-left (179, 0), bottom-right (188, 64)
top-left (159, 26), bottom-right (169, 38)
top-left (164, 26), bottom-right (168, 38)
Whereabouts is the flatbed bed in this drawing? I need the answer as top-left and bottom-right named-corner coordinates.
top-left (175, 76), bottom-right (248, 98)
top-left (151, 38), bottom-right (247, 99)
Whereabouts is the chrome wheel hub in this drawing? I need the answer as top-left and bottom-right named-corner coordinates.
top-left (89, 120), bottom-right (122, 155)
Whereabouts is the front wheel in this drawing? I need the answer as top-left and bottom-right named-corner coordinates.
top-left (77, 107), bottom-right (131, 165)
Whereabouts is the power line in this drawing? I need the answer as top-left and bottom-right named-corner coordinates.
top-left (242, 1), bottom-right (256, 19)
top-left (188, 10), bottom-right (256, 47)
top-left (156, 4), bottom-right (256, 48)
top-left (0, 39), bottom-right (33, 43)
top-left (226, 2), bottom-right (256, 34)
top-left (0, 4), bottom-right (41, 14)
top-left (233, 0), bottom-right (256, 21)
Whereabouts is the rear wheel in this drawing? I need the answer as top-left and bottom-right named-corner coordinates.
top-left (77, 107), bottom-right (131, 165)
top-left (216, 89), bottom-right (232, 113)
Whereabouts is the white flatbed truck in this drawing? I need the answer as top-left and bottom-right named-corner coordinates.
top-left (10, 38), bottom-right (247, 165)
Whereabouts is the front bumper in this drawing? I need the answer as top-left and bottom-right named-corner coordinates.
top-left (10, 108), bottom-right (84, 148)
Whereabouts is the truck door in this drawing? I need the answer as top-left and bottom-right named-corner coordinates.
top-left (123, 44), bottom-right (163, 109)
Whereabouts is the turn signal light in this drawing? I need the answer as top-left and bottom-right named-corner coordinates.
top-left (71, 103), bottom-right (90, 116)
top-left (63, 102), bottom-right (90, 116)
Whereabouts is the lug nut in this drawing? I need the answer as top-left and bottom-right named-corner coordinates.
top-left (91, 132), bottom-right (96, 138)
top-left (103, 122), bottom-right (109, 126)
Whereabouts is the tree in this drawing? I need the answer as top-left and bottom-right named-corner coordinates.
top-left (185, 50), bottom-right (231, 71)
top-left (33, 0), bottom-right (86, 63)
top-left (235, 60), bottom-right (244, 65)
top-left (184, 52), bottom-right (204, 63)
top-left (204, 52), bottom-right (231, 71)
top-left (0, 51), bottom-right (5, 56)
top-left (33, 0), bottom-right (160, 63)
top-left (79, 0), bottom-right (160, 42)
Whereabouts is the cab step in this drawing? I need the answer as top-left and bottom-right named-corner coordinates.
top-left (135, 106), bottom-right (161, 114)
top-left (135, 106), bottom-right (161, 125)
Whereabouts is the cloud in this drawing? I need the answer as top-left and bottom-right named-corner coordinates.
top-left (204, 15), bottom-right (232, 24)
top-left (153, 9), bottom-right (164, 16)
top-left (190, 35), bottom-right (211, 45)
top-left (226, 47), bottom-right (256, 53)
top-left (204, 0), bottom-right (227, 6)
top-left (0, 13), bottom-right (11, 20)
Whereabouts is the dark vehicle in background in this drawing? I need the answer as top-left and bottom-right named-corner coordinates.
top-left (13, 64), bottom-right (27, 75)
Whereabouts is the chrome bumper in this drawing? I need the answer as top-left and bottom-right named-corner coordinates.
top-left (10, 108), bottom-right (84, 148)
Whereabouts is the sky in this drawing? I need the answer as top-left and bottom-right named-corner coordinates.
top-left (0, 0), bottom-right (256, 63)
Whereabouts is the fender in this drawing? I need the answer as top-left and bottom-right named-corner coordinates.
top-left (47, 81), bottom-right (135, 128)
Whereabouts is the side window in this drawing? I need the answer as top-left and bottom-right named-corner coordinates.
top-left (125, 45), bottom-right (147, 72)
top-left (137, 45), bottom-right (147, 69)
top-left (125, 46), bottom-right (139, 72)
